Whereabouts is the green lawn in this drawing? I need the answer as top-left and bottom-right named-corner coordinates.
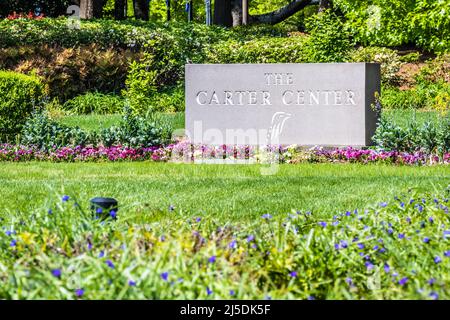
top-left (0, 162), bottom-right (448, 221)
top-left (57, 109), bottom-right (446, 133)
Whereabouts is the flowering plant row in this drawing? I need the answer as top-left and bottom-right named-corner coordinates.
top-left (1, 143), bottom-right (449, 165)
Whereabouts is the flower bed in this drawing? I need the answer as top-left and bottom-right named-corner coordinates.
top-left (1, 143), bottom-right (449, 165)
top-left (0, 188), bottom-right (449, 299)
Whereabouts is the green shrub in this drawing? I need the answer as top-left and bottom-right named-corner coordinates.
top-left (146, 86), bottom-right (185, 113)
top-left (63, 92), bottom-right (124, 115)
top-left (207, 35), bottom-right (311, 64)
top-left (373, 115), bottom-right (450, 154)
top-left (0, 71), bottom-right (44, 141)
top-left (348, 47), bottom-right (404, 85)
top-left (21, 111), bottom-right (94, 150)
top-left (21, 108), bottom-right (173, 150)
top-left (303, 10), bottom-right (351, 63)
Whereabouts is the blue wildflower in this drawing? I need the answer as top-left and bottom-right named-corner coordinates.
top-left (406, 217), bottom-right (411, 223)
top-left (208, 256), bottom-right (216, 264)
top-left (384, 263), bottom-right (390, 273)
top-left (109, 210), bottom-right (117, 219)
top-left (388, 228), bottom-right (393, 234)
top-left (229, 240), bottom-right (237, 249)
top-left (247, 235), bottom-right (255, 242)
top-left (168, 205), bottom-right (175, 211)
top-left (307, 296), bottom-right (315, 300)
top-left (428, 278), bottom-right (436, 285)
top-left (444, 251), bottom-right (450, 257)
top-left (161, 272), bottom-right (169, 281)
top-left (357, 243), bottom-right (365, 250)
top-left (345, 277), bottom-right (353, 286)
top-left (48, 209), bottom-right (53, 215)
top-left (128, 280), bottom-right (136, 286)
top-left (398, 277), bottom-right (408, 286)
top-left (105, 260), bottom-right (115, 269)
top-left (340, 240), bottom-right (348, 248)
top-left (318, 221), bottom-right (327, 228)
top-left (423, 237), bottom-right (430, 243)
top-left (379, 202), bottom-right (388, 208)
top-left (365, 261), bottom-right (374, 270)
top-left (400, 202), bottom-right (405, 208)
top-left (195, 217), bottom-right (202, 223)
top-left (206, 287), bottom-right (213, 295)
top-left (398, 233), bottom-right (405, 239)
top-left (289, 271), bottom-right (298, 278)
top-left (429, 292), bottom-right (439, 300)
top-left (9, 239), bottom-right (16, 247)
top-left (429, 217), bottom-right (434, 223)
top-left (98, 250), bottom-right (105, 258)
top-left (230, 290), bottom-right (235, 296)
top-left (262, 214), bottom-right (272, 219)
top-left (96, 207), bottom-right (103, 214)
top-left (75, 289), bottom-right (84, 298)
top-left (345, 211), bottom-right (351, 216)
top-left (52, 269), bottom-right (62, 278)
top-left (434, 256), bottom-right (442, 264)
top-left (62, 195), bottom-right (70, 202)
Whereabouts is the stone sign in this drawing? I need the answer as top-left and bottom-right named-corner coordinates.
top-left (185, 63), bottom-right (380, 146)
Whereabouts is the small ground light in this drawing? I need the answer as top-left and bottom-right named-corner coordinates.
top-left (90, 197), bottom-right (118, 220)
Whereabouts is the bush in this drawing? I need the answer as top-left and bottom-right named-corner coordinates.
top-left (21, 108), bottom-right (173, 150)
top-left (1, 44), bottom-right (133, 101)
top-left (63, 92), bottom-right (124, 115)
top-left (303, 10), bottom-right (351, 63)
top-left (373, 115), bottom-right (450, 154)
top-left (348, 47), bottom-right (404, 85)
top-left (207, 35), bottom-right (311, 64)
top-left (0, 71), bottom-right (44, 141)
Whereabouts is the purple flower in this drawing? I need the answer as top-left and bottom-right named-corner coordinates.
top-left (384, 263), bottom-right (390, 273)
top-left (247, 235), bottom-right (254, 242)
top-left (434, 256), bottom-right (442, 264)
top-left (9, 239), bottom-right (17, 247)
top-left (429, 292), bottom-right (439, 300)
top-left (75, 289), bottom-right (84, 298)
top-left (208, 256), bottom-right (216, 264)
top-left (229, 290), bottom-right (235, 296)
top-left (318, 221), bottom-right (327, 228)
top-left (345, 211), bottom-right (352, 216)
top-left (96, 207), bottom-right (103, 214)
top-left (98, 250), bottom-right (105, 258)
top-left (195, 217), bottom-right (202, 223)
top-left (161, 272), bottom-right (169, 281)
top-left (48, 209), bottom-right (53, 215)
top-left (229, 240), bottom-right (237, 249)
top-left (406, 217), bottom-right (411, 223)
top-left (357, 243), bottom-right (365, 250)
top-left (62, 195), bottom-right (70, 202)
top-left (373, 245), bottom-right (379, 251)
top-left (206, 287), bottom-right (213, 295)
top-left (105, 260), bottom-right (115, 269)
top-left (52, 269), bottom-right (62, 278)
top-left (429, 217), bottom-right (434, 223)
top-left (387, 228), bottom-right (393, 235)
top-left (444, 251), bottom-right (450, 257)
top-left (289, 271), bottom-right (298, 278)
top-left (423, 237), bottom-right (430, 243)
top-left (398, 277), bottom-right (408, 286)
top-left (307, 296), bottom-right (315, 300)
top-left (110, 210), bottom-right (117, 219)
top-left (340, 240), bottom-right (348, 248)
top-left (428, 278), bottom-right (436, 285)
top-left (128, 280), bottom-right (136, 286)
top-left (379, 202), bottom-right (388, 208)
top-left (262, 214), bottom-right (272, 219)
top-left (398, 233), bottom-right (405, 239)
top-left (365, 261), bottom-right (374, 270)
top-left (345, 277), bottom-right (353, 285)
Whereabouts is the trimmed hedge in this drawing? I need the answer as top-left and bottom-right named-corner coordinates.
top-left (0, 71), bottom-right (44, 141)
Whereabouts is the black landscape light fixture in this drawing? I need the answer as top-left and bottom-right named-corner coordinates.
top-left (90, 197), bottom-right (118, 220)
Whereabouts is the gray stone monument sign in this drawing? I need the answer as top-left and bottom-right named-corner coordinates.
top-left (185, 63), bottom-right (380, 146)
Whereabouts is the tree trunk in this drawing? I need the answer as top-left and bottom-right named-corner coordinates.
top-left (249, 0), bottom-right (314, 25)
top-left (230, 0), bottom-right (242, 27)
top-left (114, 0), bottom-right (126, 20)
top-left (79, 0), bottom-right (94, 19)
top-left (213, 0), bottom-right (232, 27)
top-left (133, 0), bottom-right (149, 20)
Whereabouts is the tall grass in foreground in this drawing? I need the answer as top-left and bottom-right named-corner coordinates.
top-left (0, 186), bottom-right (449, 299)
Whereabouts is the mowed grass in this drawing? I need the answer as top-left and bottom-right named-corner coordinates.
top-left (57, 109), bottom-right (446, 132)
top-left (0, 162), bottom-right (448, 221)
